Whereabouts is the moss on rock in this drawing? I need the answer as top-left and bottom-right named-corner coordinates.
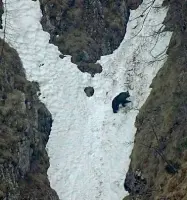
top-left (0, 39), bottom-right (59, 199)
top-left (39, 0), bottom-right (143, 74)
top-left (125, 0), bottom-right (187, 199)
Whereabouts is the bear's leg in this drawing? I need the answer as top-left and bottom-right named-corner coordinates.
top-left (122, 100), bottom-right (131, 107)
top-left (112, 101), bottom-right (119, 113)
top-left (113, 109), bottom-right (118, 113)
top-left (113, 104), bottom-right (119, 113)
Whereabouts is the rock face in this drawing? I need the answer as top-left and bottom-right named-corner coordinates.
top-left (0, 39), bottom-right (59, 199)
top-left (39, 0), bottom-right (142, 74)
top-left (0, 0), bottom-right (3, 29)
top-left (84, 86), bottom-right (94, 97)
top-left (124, 0), bottom-right (187, 199)
top-left (78, 63), bottom-right (102, 77)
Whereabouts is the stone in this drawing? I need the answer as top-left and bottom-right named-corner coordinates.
top-left (77, 63), bottom-right (102, 76)
top-left (127, 0), bottom-right (143, 10)
top-left (124, 170), bottom-right (147, 195)
top-left (84, 87), bottom-right (94, 97)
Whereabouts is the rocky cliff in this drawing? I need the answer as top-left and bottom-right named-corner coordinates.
top-left (0, 39), bottom-right (59, 200)
top-left (124, 0), bottom-right (187, 199)
top-left (39, 0), bottom-right (142, 76)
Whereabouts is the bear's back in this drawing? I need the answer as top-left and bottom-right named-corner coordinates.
top-left (118, 92), bottom-right (130, 99)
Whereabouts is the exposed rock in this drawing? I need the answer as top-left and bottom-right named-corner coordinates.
top-left (127, 0), bottom-right (143, 10)
top-left (0, 39), bottom-right (59, 199)
top-left (125, 0), bottom-right (187, 199)
top-left (38, 0), bottom-right (143, 73)
top-left (77, 63), bottom-right (102, 77)
top-left (0, 0), bottom-right (3, 29)
top-left (59, 54), bottom-right (65, 59)
top-left (124, 169), bottom-right (147, 196)
top-left (84, 86), bottom-right (94, 97)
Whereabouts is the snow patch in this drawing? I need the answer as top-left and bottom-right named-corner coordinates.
top-left (1, 0), bottom-right (172, 199)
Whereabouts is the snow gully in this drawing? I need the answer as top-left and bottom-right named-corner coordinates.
top-left (1, 0), bottom-right (172, 199)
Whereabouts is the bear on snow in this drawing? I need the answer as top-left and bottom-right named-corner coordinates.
top-left (112, 91), bottom-right (131, 113)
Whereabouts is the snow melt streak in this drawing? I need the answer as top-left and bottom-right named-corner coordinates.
top-left (1, 0), bottom-right (171, 200)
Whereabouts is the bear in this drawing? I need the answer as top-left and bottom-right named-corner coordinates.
top-left (112, 91), bottom-right (131, 113)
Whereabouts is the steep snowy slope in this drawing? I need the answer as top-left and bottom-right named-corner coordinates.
top-left (1, 0), bottom-right (171, 199)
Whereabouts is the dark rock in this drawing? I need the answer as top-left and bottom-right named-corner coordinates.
top-left (37, 104), bottom-right (53, 138)
top-left (163, 0), bottom-right (187, 32)
top-left (77, 63), bottom-right (102, 76)
top-left (59, 54), bottom-right (65, 59)
top-left (0, 0), bottom-right (3, 29)
top-left (38, 0), bottom-right (132, 66)
top-left (127, 0), bottom-right (143, 10)
top-left (124, 169), bottom-right (147, 195)
top-left (71, 50), bottom-right (90, 63)
top-left (165, 161), bottom-right (180, 174)
top-left (84, 87), bottom-right (94, 97)
top-left (162, 0), bottom-right (170, 7)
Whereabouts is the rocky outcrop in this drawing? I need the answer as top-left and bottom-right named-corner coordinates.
top-left (84, 86), bottom-right (94, 97)
top-left (124, 1), bottom-right (187, 199)
top-left (39, 0), bottom-right (142, 74)
top-left (77, 63), bottom-right (102, 77)
top-left (0, 39), bottom-right (59, 199)
top-left (0, 0), bottom-right (3, 29)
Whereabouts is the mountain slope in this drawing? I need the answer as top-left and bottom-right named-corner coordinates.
top-left (0, 39), bottom-right (59, 199)
top-left (124, 1), bottom-right (187, 199)
top-left (39, 0), bottom-right (142, 75)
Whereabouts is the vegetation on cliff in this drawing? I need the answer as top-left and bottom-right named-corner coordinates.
top-left (0, 39), bottom-right (59, 200)
top-left (124, 0), bottom-right (187, 199)
top-left (39, 0), bottom-right (142, 75)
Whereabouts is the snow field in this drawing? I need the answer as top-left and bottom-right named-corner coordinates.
top-left (1, 0), bottom-right (172, 199)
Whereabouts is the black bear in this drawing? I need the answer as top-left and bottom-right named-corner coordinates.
top-left (112, 91), bottom-right (131, 113)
